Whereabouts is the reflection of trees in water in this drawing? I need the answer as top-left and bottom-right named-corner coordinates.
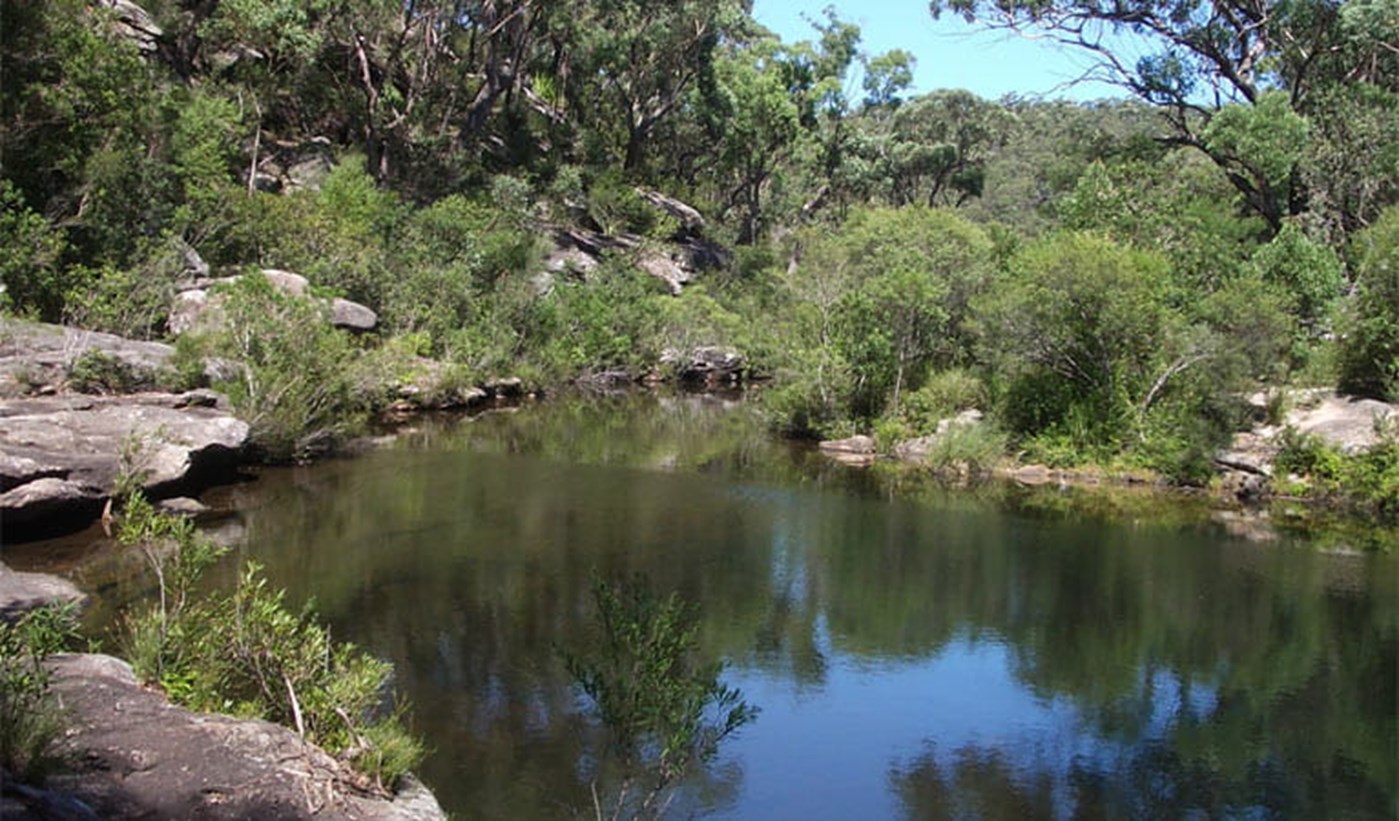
top-left (891, 729), bottom-right (1384, 820)
top-left (216, 396), bottom-right (1394, 817)
top-left (892, 745), bottom-right (1058, 820)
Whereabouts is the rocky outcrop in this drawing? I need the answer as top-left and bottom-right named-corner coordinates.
top-left (893, 409), bottom-right (985, 464)
top-left (819, 435), bottom-right (877, 467)
top-left (0, 563), bottom-right (87, 623)
top-left (665, 346), bottom-right (746, 387)
top-left (0, 392), bottom-right (247, 535)
top-left (25, 653), bottom-right (445, 821)
top-left (170, 270), bottom-right (379, 335)
top-left (96, 0), bottom-right (162, 53)
top-left (0, 317), bottom-right (178, 397)
top-left (1215, 391), bottom-right (1397, 488)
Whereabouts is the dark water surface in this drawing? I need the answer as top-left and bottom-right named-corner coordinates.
top-left (15, 394), bottom-right (1398, 818)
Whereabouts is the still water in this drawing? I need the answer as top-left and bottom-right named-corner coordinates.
top-left (60, 395), bottom-right (1399, 817)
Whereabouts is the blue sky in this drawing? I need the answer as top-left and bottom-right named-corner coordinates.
top-left (751, 1), bottom-right (1133, 102)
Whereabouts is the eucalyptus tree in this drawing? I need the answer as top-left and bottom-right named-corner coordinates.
top-left (928, 0), bottom-right (1398, 235)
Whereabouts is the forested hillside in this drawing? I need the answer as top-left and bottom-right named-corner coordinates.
top-left (2, 0), bottom-right (1395, 491)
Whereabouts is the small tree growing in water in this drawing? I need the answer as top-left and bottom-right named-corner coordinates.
top-left (564, 576), bottom-right (758, 820)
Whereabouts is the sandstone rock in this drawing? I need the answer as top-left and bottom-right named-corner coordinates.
top-left (664, 346), bottom-right (745, 386)
top-left (157, 496), bottom-right (209, 516)
top-left (0, 563), bottom-right (88, 623)
top-left (819, 435), bottom-right (877, 466)
top-left (0, 317), bottom-right (177, 393)
top-left (1286, 394), bottom-right (1396, 454)
top-left (260, 268), bottom-right (311, 297)
top-left (168, 271), bottom-right (378, 335)
top-left (637, 253), bottom-right (693, 295)
top-left (329, 297), bottom-right (379, 332)
top-left (484, 376), bottom-right (525, 398)
top-left (41, 654), bottom-right (445, 821)
top-left (0, 394), bottom-right (247, 534)
top-left (1011, 464), bottom-right (1055, 486)
top-left (97, 0), bottom-right (161, 52)
top-left (893, 410), bottom-right (984, 464)
top-left (820, 435), bottom-right (876, 454)
top-left (636, 188), bottom-right (706, 234)
top-left (0, 477), bottom-right (105, 528)
top-left (168, 289), bottom-right (211, 335)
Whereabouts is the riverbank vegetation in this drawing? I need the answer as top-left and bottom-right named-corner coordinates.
top-left (0, 603), bottom-right (81, 783)
top-left (117, 493), bottom-right (425, 789)
top-left (1, 0), bottom-right (1395, 508)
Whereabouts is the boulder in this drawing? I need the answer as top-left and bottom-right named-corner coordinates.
top-left (0, 563), bottom-right (88, 623)
top-left (893, 410), bottom-right (984, 464)
top-left (1213, 391), bottom-right (1397, 485)
top-left (168, 289), bottom-right (211, 336)
top-left (96, 0), bottom-right (162, 53)
top-left (260, 268), bottom-right (311, 297)
top-left (168, 271), bottom-right (379, 335)
top-left (1286, 394), bottom-right (1395, 454)
top-left (1010, 464), bottom-right (1055, 486)
top-left (0, 317), bottom-right (177, 396)
top-left (329, 297), bottom-right (378, 332)
top-left (664, 346), bottom-right (745, 386)
top-left (819, 435), bottom-right (877, 467)
top-left (385, 359), bottom-right (490, 411)
top-left (37, 653), bottom-right (445, 821)
top-left (0, 393), bottom-right (248, 535)
top-left (483, 376), bottom-right (525, 398)
top-left (637, 253), bottom-right (693, 295)
top-left (635, 188), bottom-right (706, 235)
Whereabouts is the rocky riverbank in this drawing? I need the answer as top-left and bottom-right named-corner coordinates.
top-left (0, 652), bottom-right (443, 821)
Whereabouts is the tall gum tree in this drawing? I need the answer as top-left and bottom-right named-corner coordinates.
top-left (927, 0), bottom-right (1399, 236)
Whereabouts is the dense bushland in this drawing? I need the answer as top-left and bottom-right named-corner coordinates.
top-left (0, 0), bottom-right (1393, 493)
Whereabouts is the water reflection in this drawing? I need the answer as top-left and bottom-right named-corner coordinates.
top-left (14, 393), bottom-right (1394, 818)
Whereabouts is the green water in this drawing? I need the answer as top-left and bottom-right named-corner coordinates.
top-left (31, 394), bottom-right (1399, 818)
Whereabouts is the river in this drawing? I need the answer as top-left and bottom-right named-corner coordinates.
top-left (10, 393), bottom-right (1397, 818)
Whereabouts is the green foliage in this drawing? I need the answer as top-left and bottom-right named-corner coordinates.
top-left (797, 207), bottom-right (994, 419)
top-left (976, 232), bottom-right (1174, 441)
top-left (0, 603), bottom-right (81, 783)
top-left (899, 369), bottom-right (988, 430)
top-left (587, 172), bottom-right (660, 237)
top-left (0, 182), bottom-right (69, 320)
top-left (68, 349), bottom-right (144, 394)
top-left (1204, 93), bottom-right (1310, 197)
top-left (563, 576), bottom-right (757, 819)
top-left (62, 237), bottom-right (190, 340)
top-left (1248, 222), bottom-right (1344, 334)
top-left (187, 274), bottom-right (361, 461)
top-left (910, 420), bottom-right (1008, 476)
top-left (1274, 422), bottom-right (1399, 519)
top-left (120, 494), bottom-right (424, 788)
top-left (1338, 208), bottom-right (1399, 400)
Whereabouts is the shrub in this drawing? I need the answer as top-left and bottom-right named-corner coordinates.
top-left (0, 181), bottom-right (69, 321)
top-left (917, 421), bottom-right (1007, 476)
top-left (1274, 421), bottom-right (1399, 519)
top-left (1338, 207), bottom-right (1399, 401)
top-left (563, 577), bottom-right (757, 819)
top-left (119, 495), bottom-right (425, 788)
top-left (68, 349), bottom-right (145, 394)
top-left (0, 603), bottom-right (81, 783)
top-left (188, 274), bottom-right (362, 461)
top-left (62, 238), bottom-right (190, 340)
top-left (898, 369), bottom-right (988, 434)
